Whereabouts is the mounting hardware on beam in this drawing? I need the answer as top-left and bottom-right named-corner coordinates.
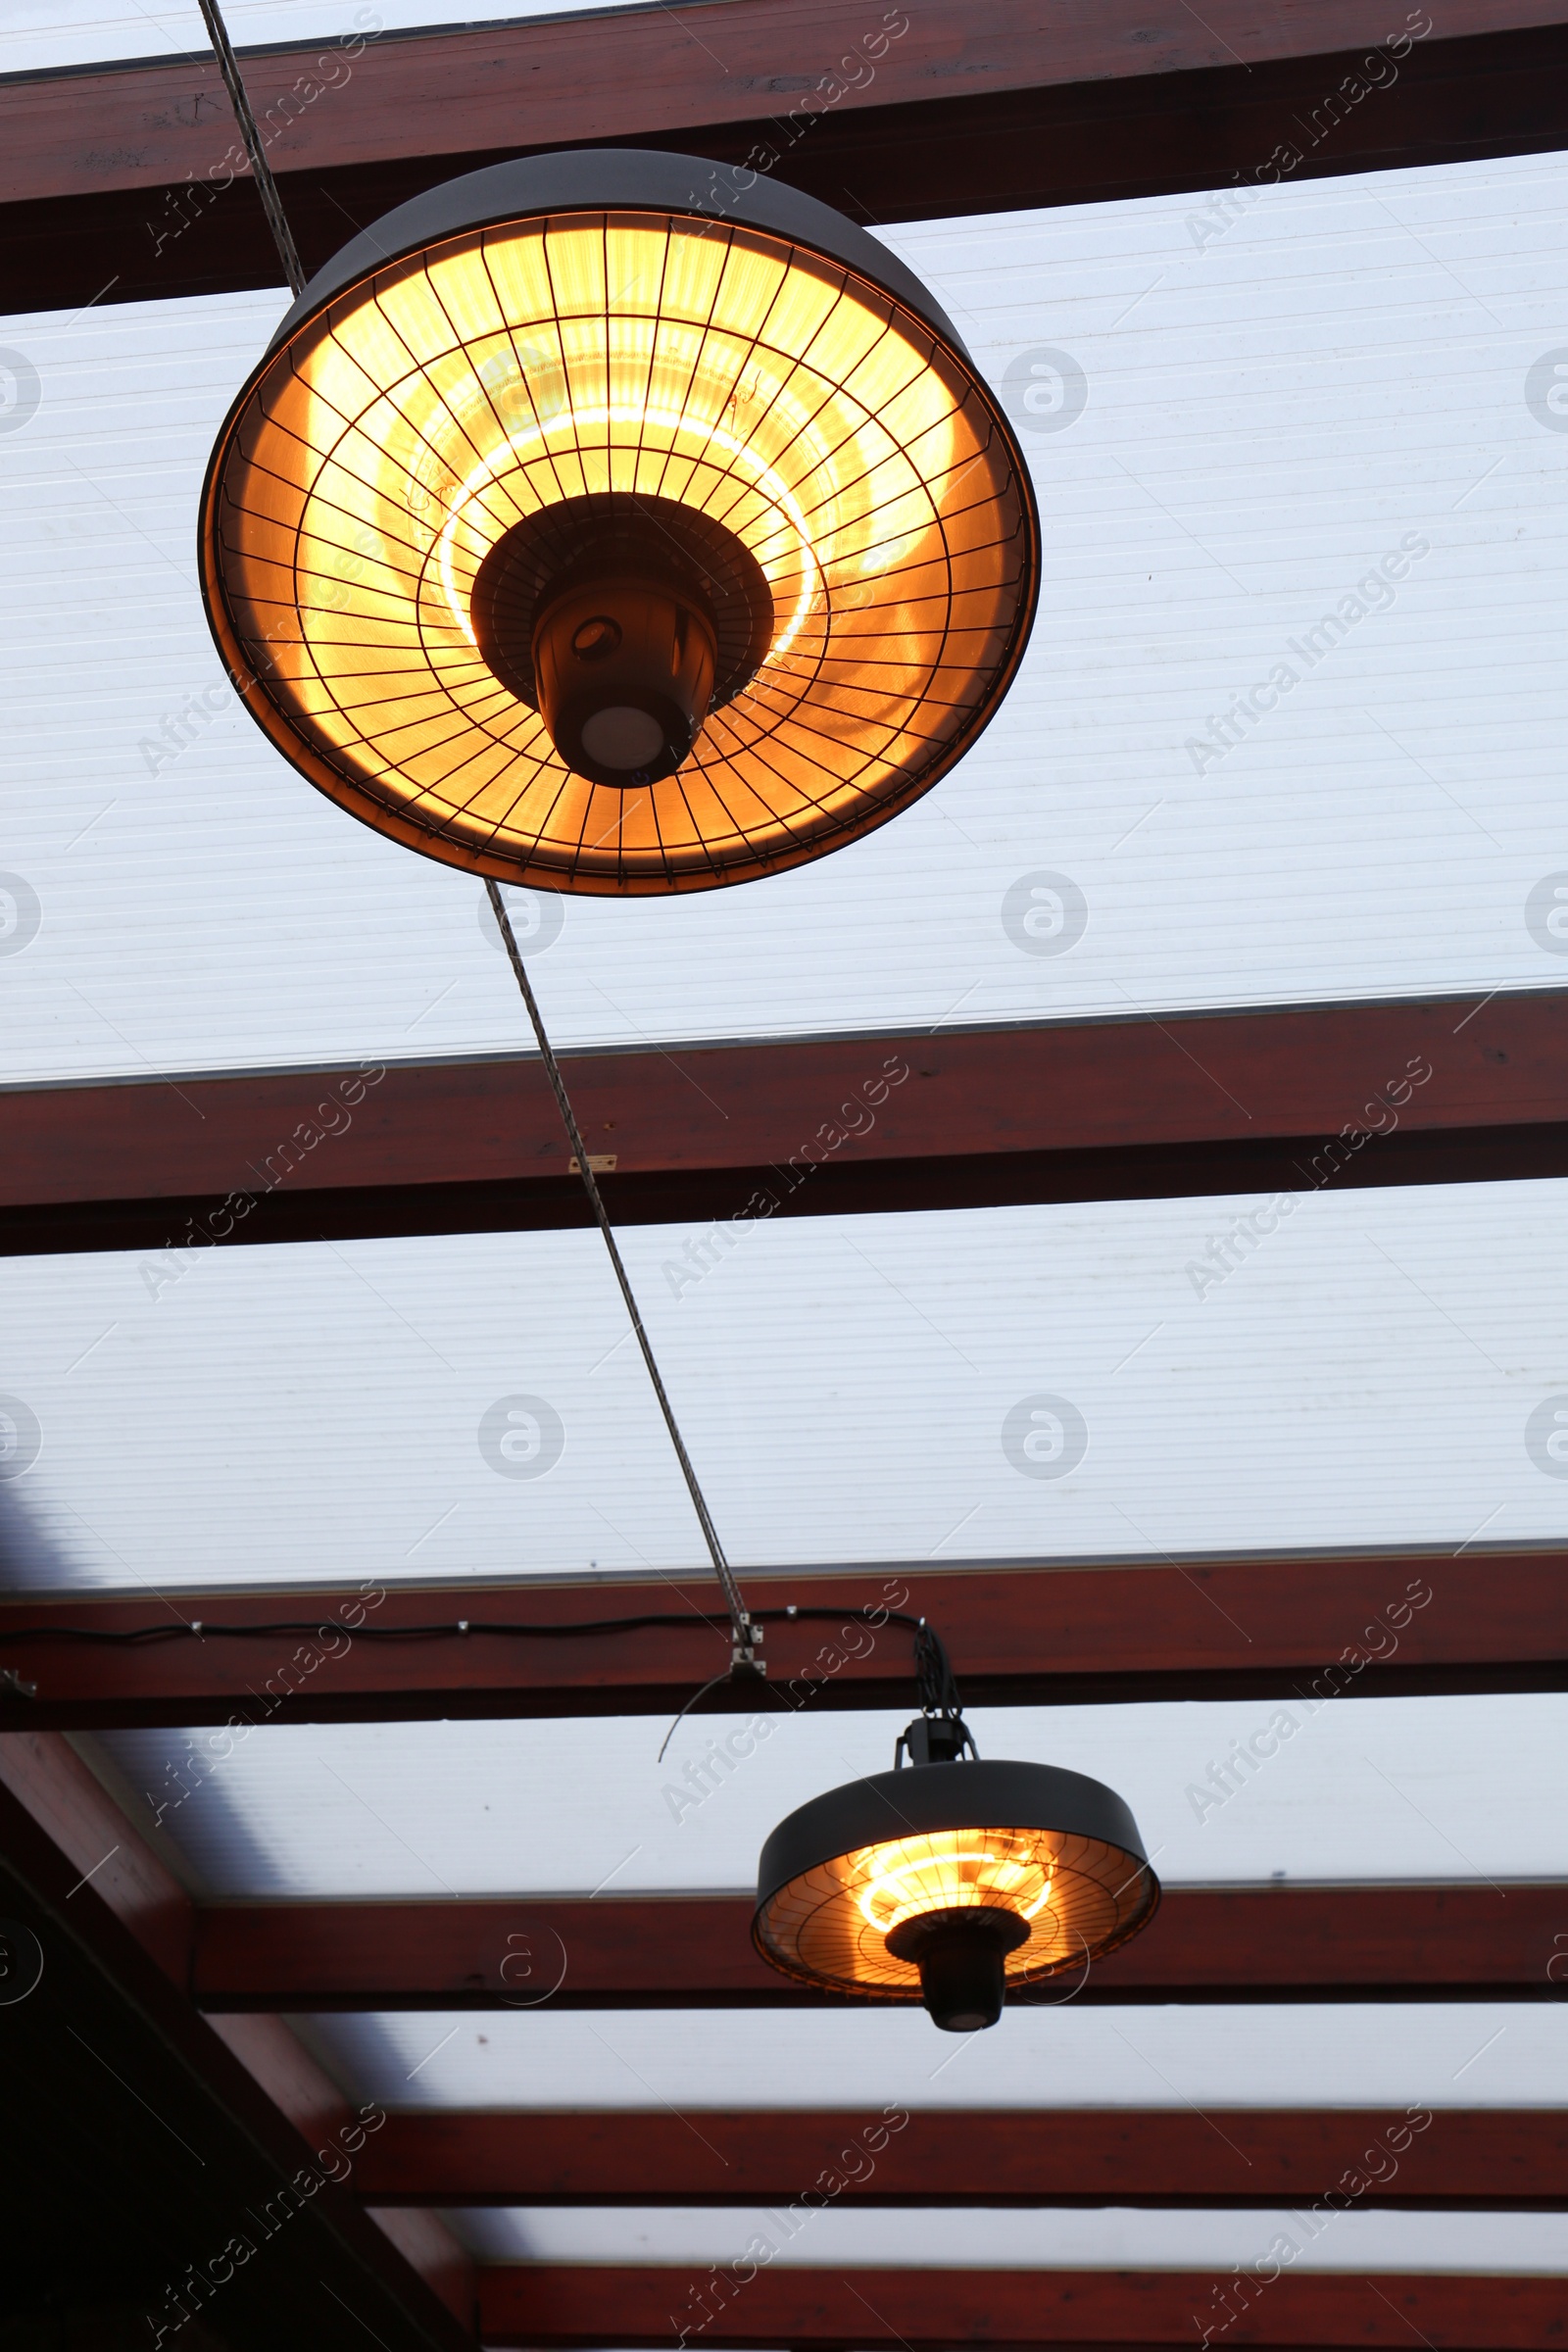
top-left (730, 1618), bottom-right (766, 1679)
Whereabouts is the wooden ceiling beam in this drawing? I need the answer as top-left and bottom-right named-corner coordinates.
top-left (6, 7), bottom-right (1568, 310)
top-left (358, 2104), bottom-right (1568, 2209)
top-left (189, 1883), bottom-right (1568, 2010)
top-left (0, 1730), bottom-right (476, 2347)
top-left (2, 1545), bottom-right (1564, 1731)
top-left (8, 0), bottom-right (1563, 210)
top-left (477, 2259), bottom-right (1567, 2348)
top-left (3, 992), bottom-right (1567, 1259)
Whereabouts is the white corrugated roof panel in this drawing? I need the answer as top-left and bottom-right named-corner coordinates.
top-left (87, 1691), bottom-right (1568, 1898)
top-left (441, 2204), bottom-right (1568, 2273)
top-left (308, 2001), bottom-right (1555, 2111)
top-left (0, 1181), bottom-right (1563, 1590)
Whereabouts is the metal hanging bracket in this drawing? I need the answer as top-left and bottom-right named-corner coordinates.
top-left (730, 1617), bottom-right (766, 1679)
top-left (895, 1713), bottom-right (976, 1768)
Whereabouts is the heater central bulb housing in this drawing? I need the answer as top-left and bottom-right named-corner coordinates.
top-left (754, 1745), bottom-right (1159, 2032)
top-left (466, 489), bottom-right (775, 792)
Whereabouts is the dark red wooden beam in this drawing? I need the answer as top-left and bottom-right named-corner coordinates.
top-left (3, 993), bottom-right (1567, 1258)
top-left (191, 1883), bottom-right (1568, 2011)
top-left (3, 1546), bottom-right (1563, 1731)
top-left (16, 0), bottom-right (1557, 210)
top-left (0, 1731), bottom-right (474, 2344)
top-left (478, 2261), bottom-right (1565, 2348)
top-left (8, 4), bottom-right (1568, 311)
top-left (360, 2106), bottom-right (1568, 2210)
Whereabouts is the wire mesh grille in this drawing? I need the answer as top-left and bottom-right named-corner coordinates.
top-left (755, 1824), bottom-right (1159, 1997)
top-left (202, 208), bottom-right (1037, 894)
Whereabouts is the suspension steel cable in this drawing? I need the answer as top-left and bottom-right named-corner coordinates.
top-left (182, 11), bottom-right (750, 1658)
top-left (485, 880), bottom-right (755, 1657)
top-left (194, 0), bottom-right (308, 296)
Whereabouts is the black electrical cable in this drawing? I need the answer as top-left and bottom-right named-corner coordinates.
top-left (655, 1665), bottom-right (738, 1762)
top-left (3, 1602), bottom-right (972, 1757)
top-left (5, 1613), bottom-right (726, 1646)
top-left (654, 1607), bottom-right (970, 1757)
top-left (2, 1605), bottom-right (940, 1649)
top-left (1, 1607), bottom-right (963, 1696)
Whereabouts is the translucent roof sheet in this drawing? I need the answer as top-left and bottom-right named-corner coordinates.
top-left (3, 153), bottom-right (1568, 1082)
top-left (0, 1181), bottom-right (1562, 1591)
top-left (89, 1692), bottom-right (1568, 1899)
top-left (310, 2001), bottom-right (1555, 2111)
top-left (442, 2205), bottom-right (1568, 2274)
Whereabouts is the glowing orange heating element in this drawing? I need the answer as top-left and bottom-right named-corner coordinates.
top-left (756, 1821), bottom-right (1154, 2000)
top-left (202, 196), bottom-right (1037, 894)
top-left (855, 1831), bottom-right (1054, 1936)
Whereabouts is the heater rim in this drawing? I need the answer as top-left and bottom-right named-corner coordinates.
top-left (258, 147), bottom-right (970, 362)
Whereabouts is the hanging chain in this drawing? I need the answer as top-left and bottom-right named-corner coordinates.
top-left (194, 0), bottom-right (308, 296)
top-left (484, 881), bottom-right (760, 1671)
